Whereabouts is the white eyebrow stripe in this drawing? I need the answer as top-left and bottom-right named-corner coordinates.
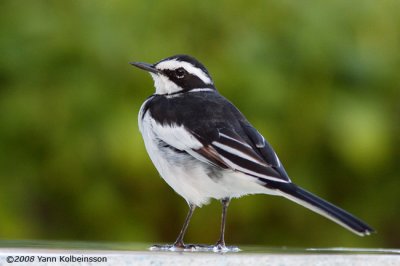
top-left (156, 59), bottom-right (213, 85)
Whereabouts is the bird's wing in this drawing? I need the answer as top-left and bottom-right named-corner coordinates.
top-left (202, 127), bottom-right (290, 183)
top-left (240, 122), bottom-right (291, 182)
top-left (150, 118), bottom-right (290, 183)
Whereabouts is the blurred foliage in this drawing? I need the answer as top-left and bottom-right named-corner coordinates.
top-left (0, 0), bottom-right (399, 248)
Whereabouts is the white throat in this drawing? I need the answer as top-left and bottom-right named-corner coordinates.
top-left (150, 73), bottom-right (182, 95)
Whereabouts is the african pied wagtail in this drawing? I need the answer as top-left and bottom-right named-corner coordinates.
top-left (131, 55), bottom-right (374, 251)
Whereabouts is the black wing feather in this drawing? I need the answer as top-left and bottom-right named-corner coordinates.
top-left (241, 122), bottom-right (291, 181)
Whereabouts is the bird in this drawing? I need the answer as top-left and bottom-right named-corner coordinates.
top-left (130, 54), bottom-right (374, 251)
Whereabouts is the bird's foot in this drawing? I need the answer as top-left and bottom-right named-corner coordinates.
top-left (212, 241), bottom-right (241, 253)
top-left (213, 242), bottom-right (228, 252)
top-left (214, 244), bottom-right (241, 252)
top-left (149, 243), bottom-right (240, 252)
top-left (149, 243), bottom-right (197, 251)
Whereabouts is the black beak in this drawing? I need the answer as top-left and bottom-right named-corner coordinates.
top-left (129, 62), bottom-right (159, 74)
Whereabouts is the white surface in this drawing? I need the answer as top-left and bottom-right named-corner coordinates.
top-left (0, 248), bottom-right (399, 266)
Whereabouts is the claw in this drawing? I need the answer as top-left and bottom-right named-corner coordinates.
top-left (150, 244), bottom-right (240, 252)
top-left (213, 242), bottom-right (241, 252)
top-left (150, 243), bottom-right (197, 251)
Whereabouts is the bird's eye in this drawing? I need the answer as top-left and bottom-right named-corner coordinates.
top-left (175, 68), bottom-right (186, 78)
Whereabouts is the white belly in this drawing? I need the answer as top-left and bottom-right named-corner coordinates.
top-left (138, 106), bottom-right (277, 206)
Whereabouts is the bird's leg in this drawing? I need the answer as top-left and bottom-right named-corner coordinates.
top-left (173, 203), bottom-right (196, 249)
top-left (215, 197), bottom-right (231, 249)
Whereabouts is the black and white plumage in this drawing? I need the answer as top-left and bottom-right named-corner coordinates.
top-left (131, 55), bottom-right (374, 251)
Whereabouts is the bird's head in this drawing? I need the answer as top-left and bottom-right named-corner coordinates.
top-left (130, 55), bottom-right (215, 95)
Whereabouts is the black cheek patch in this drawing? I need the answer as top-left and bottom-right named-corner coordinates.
top-left (163, 70), bottom-right (209, 90)
top-left (179, 74), bottom-right (210, 89)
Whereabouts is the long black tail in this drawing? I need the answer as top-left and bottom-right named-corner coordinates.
top-left (275, 183), bottom-right (374, 236)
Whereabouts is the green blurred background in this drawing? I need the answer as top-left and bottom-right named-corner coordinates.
top-left (0, 0), bottom-right (399, 248)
